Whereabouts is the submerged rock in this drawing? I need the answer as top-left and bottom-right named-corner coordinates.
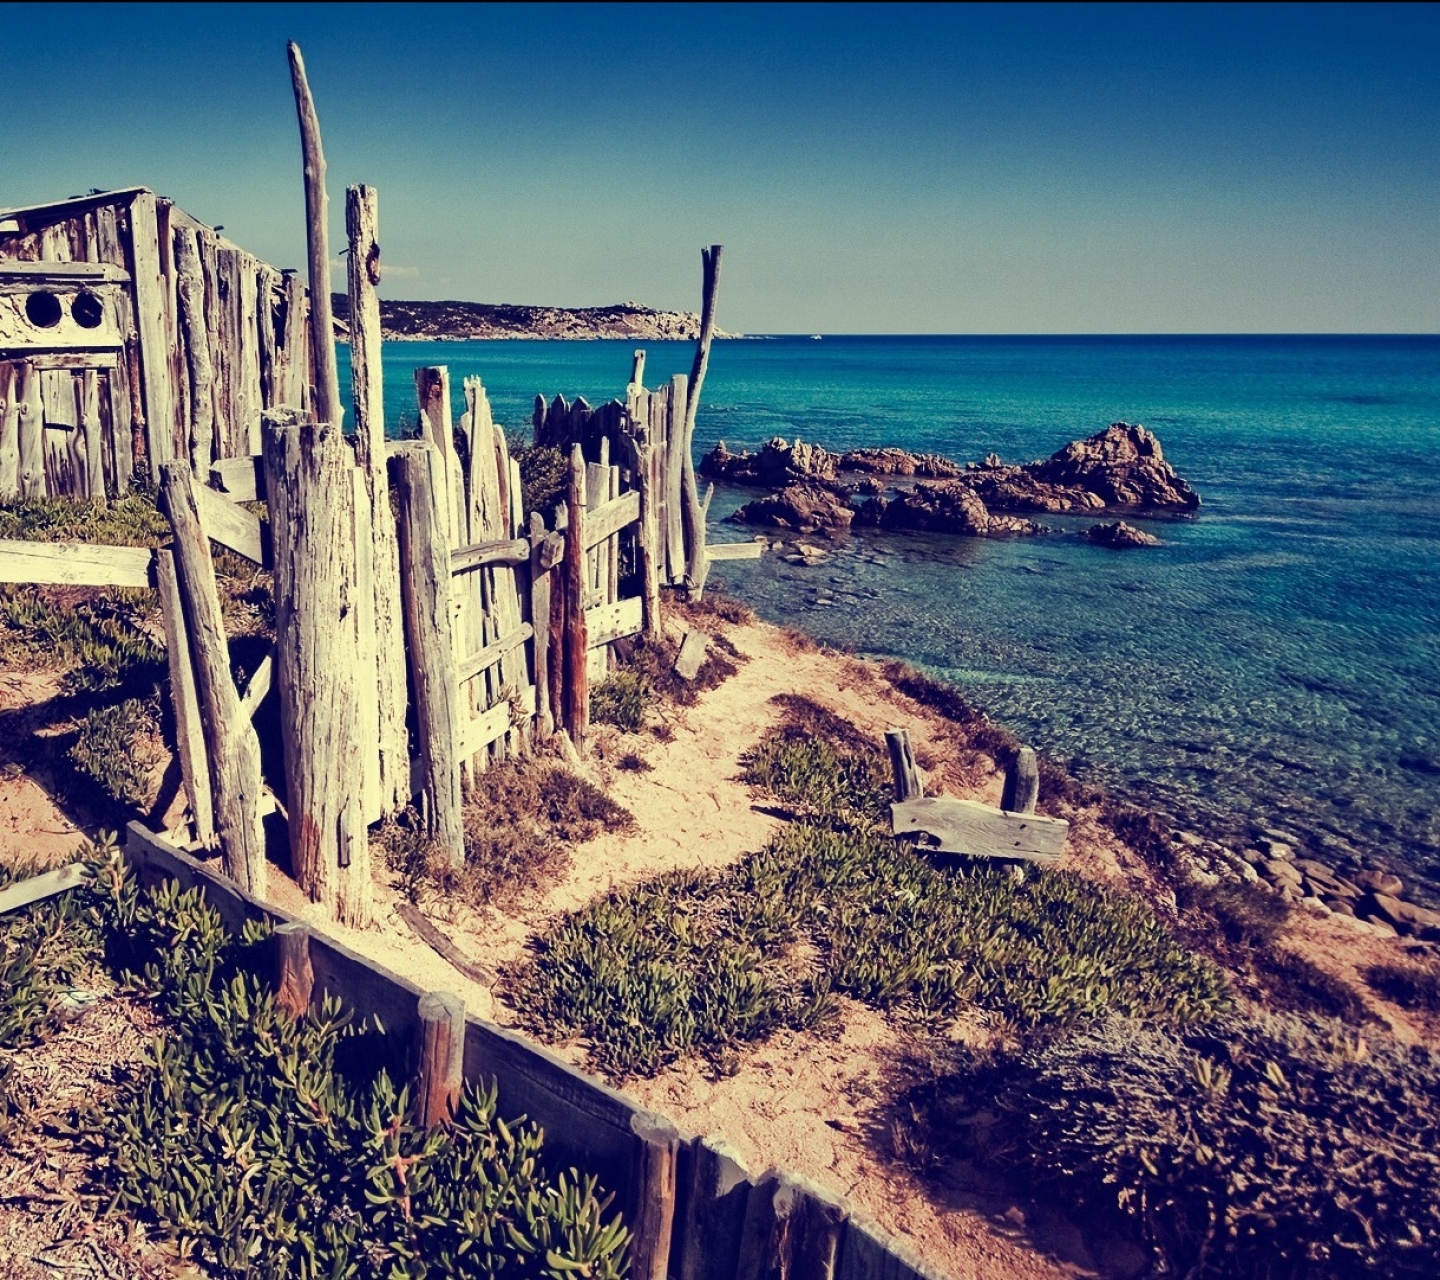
top-left (1082, 520), bottom-right (1162, 549)
top-left (730, 483), bottom-right (855, 533)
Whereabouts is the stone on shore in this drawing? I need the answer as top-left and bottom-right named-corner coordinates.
top-left (730, 483), bottom-right (855, 533)
top-left (701, 437), bottom-right (838, 487)
top-left (1081, 520), bottom-right (1162, 549)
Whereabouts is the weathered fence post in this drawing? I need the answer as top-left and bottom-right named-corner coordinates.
top-left (273, 921), bottom-right (314, 1019)
top-left (79, 371), bottom-right (105, 506)
top-left (0, 363), bottom-right (18, 500)
top-left (347, 183), bottom-right (410, 817)
top-left (628, 1113), bottom-right (681, 1280)
top-left (262, 413), bottom-right (374, 926)
top-left (1001, 745), bottom-right (1040, 814)
top-left (886, 727), bottom-right (924, 801)
top-left (562, 444), bottom-right (590, 749)
top-left (392, 441), bottom-right (466, 869)
top-left (173, 226), bottom-right (216, 474)
top-left (155, 548), bottom-right (215, 847)
top-left (158, 462), bottom-right (266, 895)
top-left (17, 361), bottom-right (45, 499)
top-left (681, 245), bottom-right (723, 600)
top-left (415, 366), bottom-right (463, 543)
top-left (528, 510), bottom-right (557, 737)
top-left (415, 990), bottom-right (466, 1129)
top-left (679, 1136), bottom-right (754, 1280)
top-left (286, 41), bottom-right (342, 429)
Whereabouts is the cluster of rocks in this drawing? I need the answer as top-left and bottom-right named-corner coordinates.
top-left (1168, 828), bottom-right (1440, 944)
top-left (705, 424), bottom-right (1197, 547)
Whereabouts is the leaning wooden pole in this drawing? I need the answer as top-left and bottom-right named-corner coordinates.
top-left (347, 184), bottom-right (409, 816)
top-left (680, 245), bottom-right (722, 600)
top-left (287, 41), bottom-right (342, 428)
top-left (562, 444), bottom-right (590, 750)
top-left (392, 441), bottom-right (466, 869)
top-left (158, 463), bottom-right (266, 895)
top-left (263, 413), bottom-right (374, 925)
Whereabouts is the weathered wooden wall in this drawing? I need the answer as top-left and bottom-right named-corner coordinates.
top-left (0, 188), bottom-right (312, 502)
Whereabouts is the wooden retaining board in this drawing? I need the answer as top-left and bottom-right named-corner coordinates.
top-left (0, 539), bottom-right (154, 588)
top-left (891, 796), bottom-right (1068, 861)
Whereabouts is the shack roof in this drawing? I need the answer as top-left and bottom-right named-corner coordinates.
top-left (0, 187), bottom-right (151, 227)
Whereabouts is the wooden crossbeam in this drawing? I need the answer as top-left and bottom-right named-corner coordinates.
top-left (585, 596), bottom-right (643, 649)
top-left (457, 684), bottom-right (537, 760)
top-left (582, 489), bottom-right (640, 550)
top-left (196, 482), bottom-right (268, 565)
top-left (891, 797), bottom-right (1068, 862)
top-left (210, 454), bottom-right (265, 503)
top-left (0, 539), bottom-right (154, 588)
top-left (450, 537), bottom-right (529, 573)
top-left (0, 862), bottom-right (92, 916)
top-left (705, 541), bottom-right (765, 562)
top-left (456, 622), bottom-right (533, 684)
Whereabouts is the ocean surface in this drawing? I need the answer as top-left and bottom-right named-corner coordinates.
top-left (340, 335), bottom-right (1440, 899)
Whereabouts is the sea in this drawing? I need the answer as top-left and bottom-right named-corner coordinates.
top-left (340, 335), bottom-right (1440, 900)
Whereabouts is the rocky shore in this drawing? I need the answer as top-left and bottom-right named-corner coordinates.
top-left (704, 422), bottom-right (1199, 542)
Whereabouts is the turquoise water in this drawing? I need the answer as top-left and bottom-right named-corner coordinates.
top-left (339, 336), bottom-right (1440, 897)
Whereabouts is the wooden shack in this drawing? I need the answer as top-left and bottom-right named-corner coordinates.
top-left (0, 188), bottom-right (313, 501)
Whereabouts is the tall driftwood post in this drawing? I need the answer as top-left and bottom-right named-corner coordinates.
top-left (263, 414), bottom-right (374, 925)
top-left (1001, 746), bottom-right (1040, 815)
top-left (392, 441), bottom-right (466, 869)
top-left (680, 245), bottom-right (723, 600)
top-left (347, 184), bottom-right (410, 816)
top-left (562, 444), bottom-right (590, 750)
top-left (287, 41), bottom-right (342, 428)
top-left (173, 226), bottom-right (216, 473)
top-left (155, 549), bottom-right (215, 847)
top-left (159, 463), bottom-right (266, 895)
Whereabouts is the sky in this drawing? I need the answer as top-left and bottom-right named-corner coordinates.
top-left (3, 2), bottom-right (1437, 334)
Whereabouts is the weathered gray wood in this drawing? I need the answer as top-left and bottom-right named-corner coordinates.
top-left (239, 648), bottom-right (275, 719)
top-left (156, 549), bottom-right (215, 847)
top-left (674, 630), bottom-right (708, 681)
top-left (629, 348), bottom-right (646, 391)
top-left (629, 1113), bottom-right (681, 1280)
top-left (528, 512), bottom-right (556, 737)
top-left (0, 539), bottom-right (153, 588)
top-left (79, 370), bottom-right (105, 504)
top-left (450, 537), bottom-right (530, 572)
top-left (705, 540), bottom-right (765, 561)
top-left (585, 596), bottom-right (643, 649)
top-left (583, 487), bottom-right (641, 550)
top-left (835, 1215), bottom-right (947, 1280)
top-left (416, 991), bottom-right (466, 1130)
top-left (209, 453), bottom-right (264, 502)
top-left (891, 796), bottom-right (1068, 861)
top-left (886, 728), bottom-right (924, 802)
top-left (681, 246), bottom-right (723, 599)
top-left (159, 463), bottom-right (266, 894)
top-left (456, 622), bottom-right (533, 684)
top-left (127, 192), bottom-right (174, 474)
top-left (263, 415), bottom-right (373, 924)
top-left (195, 482), bottom-right (268, 565)
top-left (279, 270), bottom-right (309, 410)
top-left (678, 1136), bottom-right (755, 1280)
top-left (563, 444), bottom-right (589, 749)
top-left (665, 376), bottom-right (687, 582)
top-left (0, 862), bottom-right (91, 916)
top-left (1000, 745), bottom-right (1040, 815)
top-left (173, 225), bottom-right (215, 471)
top-left (415, 366), bottom-right (463, 542)
top-left (396, 902), bottom-right (495, 987)
top-left (0, 363), bottom-right (18, 499)
top-left (16, 362), bottom-right (45, 498)
top-left (346, 184), bottom-right (407, 816)
top-left (733, 1171), bottom-right (783, 1280)
top-left (0, 259), bottom-right (129, 282)
top-left (287, 42), bottom-right (342, 428)
top-left (273, 921), bottom-right (314, 1019)
top-left (456, 684), bottom-right (535, 760)
top-left (392, 441), bottom-right (465, 869)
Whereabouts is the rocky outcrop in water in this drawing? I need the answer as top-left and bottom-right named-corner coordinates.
top-left (1082, 520), bottom-right (1162, 549)
top-left (701, 438), bottom-right (840, 488)
top-left (839, 447), bottom-right (962, 478)
top-left (968, 423), bottom-right (1200, 514)
top-left (854, 482), bottom-right (1045, 537)
top-left (730, 483), bottom-right (856, 533)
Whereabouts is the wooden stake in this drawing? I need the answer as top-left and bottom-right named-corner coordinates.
top-left (562, 445), bottom-right (590, 750)
top-left (392, 441), bottom-right (466, 869)
top-left (628, 1113), bottom-right (681, 1280)
top-left (128, 192), bottom-right (175, 473)
top-left (681, 245), bottom-right (722, 599)
top-left (263, 413), bottom-right (374, 925)
top-left (886, 728), bottom-right (924, 802)
top-left (415, 991), bottom-right (466, 1130)
top-left (273, 921), bottom-right (314, 1018)
top-left (156, 549), bottom-right (215, 847)
top-left (347, 184), bottom-right (409, 816)
top-left (287, 41), bottom-right (342, 428)
top-left (158, 463), bottom-right (266, 895)
top-left (1001, 746), bottom-right (1040, 815)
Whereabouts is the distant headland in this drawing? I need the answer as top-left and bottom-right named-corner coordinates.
top-left (330, 293), bottom-right (738, 341)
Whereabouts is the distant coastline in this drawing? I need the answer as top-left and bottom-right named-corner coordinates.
top-left (330, 293), bottom-right (739, 342)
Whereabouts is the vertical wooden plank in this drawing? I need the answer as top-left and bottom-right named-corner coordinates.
top-left (347, 185), bottom-right (409, 816)
top-left (415, 991), bottom-right (466, 1129)
top-left (16, 362), bottom-right (45, 498)
top-left (199, 229), bottom-right (228, 452)
top-left (563, 446), bottom-right (590, 749)
top-left (0, 363), bottom-right (18, 501)
top-left (665, 376), bottom-right (687, 583)
top-left (217, 248), bottom-right (248, 457)
top-left (629, 348), bottom-right (647, 393)
top-left (279, 269), bottom-right (309, 409)
top-left (493, 431), bottom-right (529, 755)
top-left (157, 201), bottom-right (188, 468)
top-left (1001, 746), bottom-right (1040, 814)
top-left (528, 511), bottom-right (555, 738)
top-left (416, 366), bottom-right (462, 543)
top-left (158, 463), bottom-right (265, 894)
top-left (256, 266), bottom-right (281, 410)
top-left (629, 1114), bottom-right (681, 1280)
top-left (678, 1137), bottom-right (755, 1280)
top-left (156, 548), bottom-right (215, 846)
top-left (174, 226), bottom-right (216, 472)
top-left (80, 370), bottom-right (105, 505)
top-left (886, 729), bottom-right (924, 802)
top-left (681, 246), bottom-right (723, 599)
top-left (237, 260), bottom-right (262, 453)
top-left (262, 414), bottom-right (374, 926)
top-left (392, 441), bottom-right (465, 869)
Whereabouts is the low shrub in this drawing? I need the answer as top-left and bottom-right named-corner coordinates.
top-left (1365, 960), bottom-right (1440, 1016)
top-left (592, 670), bottom-right (650, 732)
top-left (0, 494), bottom-right (168, 547)
top-left (914, 1013), bottom-right (1440, 1278)
top-left (67, 697), bottom-right (163, 808)
top-left (513, 444), bottom-right (568, 515)
top-left (0, 587), bottom-right (164, 697)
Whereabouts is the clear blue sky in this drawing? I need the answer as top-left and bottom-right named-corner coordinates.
top-left (5, 2), bottom-right (1436, 333)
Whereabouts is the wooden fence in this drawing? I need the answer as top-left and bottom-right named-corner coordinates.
top-left (117, 821), bottom-right (946, 1280)
top-left (0, 187), bottom-right (313, 501)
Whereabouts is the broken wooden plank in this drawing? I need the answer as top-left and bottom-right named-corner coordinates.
top-left (396, 901), bottom-right (496, 987)
top-left (196, 482), bottom-right (268, 566)
top-left (585, 596), bottom-right (644, 649)
top-left (891, 796), bottom-right (1068, 861)
top-left (0, 862), bottom-right (91, 916)
top-left (457, 685), bottom-right (536, 760)
top-left (705, 541), bottom-right (765, 562)
top-left (0, 539), bottom-right (153, 588)
top-left (582, 488), bottom-right (641, 551)
top-left (209, 453), bottom-right (264, 503)
top-left (450, 537), bottom-right (530, 574)
top-left (673, 631), bottom-right (708, 681)
top-left (239, 648), bottom-right (276, 719)
top-left (456, 622), bottom-right (533, 685)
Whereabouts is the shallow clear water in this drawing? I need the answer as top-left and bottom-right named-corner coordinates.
top-left (339, 335), bottom-right (1440, 896)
